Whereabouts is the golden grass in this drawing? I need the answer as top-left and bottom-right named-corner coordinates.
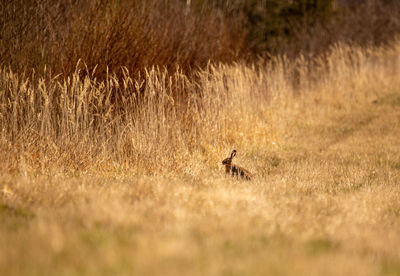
top-left (1, 42), bottom-right (400, 275)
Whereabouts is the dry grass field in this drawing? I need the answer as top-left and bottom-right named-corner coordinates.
top-left (1, 42), bottom-right (400, 275)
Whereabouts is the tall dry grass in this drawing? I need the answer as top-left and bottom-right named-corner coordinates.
top-left (2, 2), bottom-right (400, 275)
top-left (1, 41), bottom-right (400, 275)
top-left (1, 41), bottom-right (399, 175)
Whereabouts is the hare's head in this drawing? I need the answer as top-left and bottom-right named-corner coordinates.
top-left (222, 150), bottom-right (237, 165)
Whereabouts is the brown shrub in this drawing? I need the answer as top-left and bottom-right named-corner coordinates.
top-left (0, 0), bottom-right (247, 80)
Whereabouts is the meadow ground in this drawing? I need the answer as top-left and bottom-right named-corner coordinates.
top-left (1, 43), bottom-right (400, 275)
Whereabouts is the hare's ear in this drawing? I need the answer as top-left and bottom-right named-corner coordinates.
top-left (231, 150), bottom-right (237, 158)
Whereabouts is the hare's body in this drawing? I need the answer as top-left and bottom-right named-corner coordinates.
top-left (222, 150), bottom-right (253, 180)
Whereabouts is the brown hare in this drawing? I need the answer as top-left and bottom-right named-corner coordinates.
top-left (222, 150), bottom-right (253, 180)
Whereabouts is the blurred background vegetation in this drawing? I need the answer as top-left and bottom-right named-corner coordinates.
top-left (1, 0), bottom-right (399, 79)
